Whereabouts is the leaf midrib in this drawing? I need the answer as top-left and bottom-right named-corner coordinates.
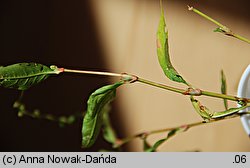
top-left (0, 71), bottom-right (57, 80)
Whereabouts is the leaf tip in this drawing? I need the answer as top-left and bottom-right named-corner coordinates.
top-left (81, 135), bottom-right (92, 148)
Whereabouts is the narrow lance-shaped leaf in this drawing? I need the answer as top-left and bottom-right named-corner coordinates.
top-left (0, 63), bottom-right (63, 90)
top-left (191, 96), bottom-right (249, 119)
top-left (212, 105), bottom-right (249, 119)
top-left (220, 70), bottom-right (228, 110)
top-left (190, 96), bottom-right (213, 121)
top-left (82, 81), bottom-right (124, 148)
top-left (157, 3), bottom-right (188, 85)
top-left (145, 126), bottom-right (188, 152)
top-left (102, 105), bottom-right (118, 144)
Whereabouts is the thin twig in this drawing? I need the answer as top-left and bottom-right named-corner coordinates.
top-left (13, 101), bottom-right (82, 126)
top-left (63, 68), bottom-right (138, 83)
top-left (114, 112), bottom-right (250, 148)
top-left (188, 6), bottom-right (250, 44)
top-left (64, 69), bottom-right (122, 77)
top-left (137, 77), bottom-right (250, 103)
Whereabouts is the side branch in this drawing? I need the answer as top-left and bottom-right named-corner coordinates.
top-left (188, 6), bottom-right (250, 44)
top-left (114, 112), bottom-right (250, 148)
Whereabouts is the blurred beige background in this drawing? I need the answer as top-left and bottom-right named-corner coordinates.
top-left (90, 0), bottom-right (250, 151)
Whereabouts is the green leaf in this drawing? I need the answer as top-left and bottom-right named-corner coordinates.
top-left (142, 137), bottom-right (155, 152)
top-left (213, 27), bottom-right (224, 33)
top-left (0, 63), bottom-right (62, 90)
top-left (190, 96), bottom-right (213, 121)
top-left (212, 105), bottom-right (248, 119)
top-left (145, 126), bottom-right (188, 152)
top-left (81, 81), bottom-right (123, 148)
top-left (157, 4), bottom-right (188, 85)
top-left (102, 105), bottom-right (117, 144)
top-left (220, 70), bottom-right (228, 110)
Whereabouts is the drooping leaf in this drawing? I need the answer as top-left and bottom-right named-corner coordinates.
top-left (220, 70), bottom-right (228, 110)
top-left (102, 105), bottom-right (118, 144)
top-left (157, 3), bottom-right (188, 85)
top-left (81, 81), bottom-right (123, 148)
top-left (145, 126), bottom-right (188, 152)
top-left (0, 63), bottom-right (62, 90)
top-left (190, 97), bottom-right (249, 119)
top-left (212, 105), bottom-right (249, 119)
top-left (190, 96), bottom-right (213, 121)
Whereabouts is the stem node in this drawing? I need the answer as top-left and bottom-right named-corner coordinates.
top-left (121, 73), bottom-right (138, 83)
top-left (183, 88), bottom-right (202, 96)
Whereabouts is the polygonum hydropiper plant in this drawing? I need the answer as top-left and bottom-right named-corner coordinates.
top-left (1, 1), bottom-right (250, 151)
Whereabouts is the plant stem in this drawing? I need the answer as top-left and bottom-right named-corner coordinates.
top-left (115, 112), bottom-right (250, 148)
top-left (188, 6), bottom-right (224, 28)
top-left (137, 77), bottom-right (250, 102)
top-left (63, 68), bottom-right (123, 77)
top-left (188, 6), bottom-right (250, 44)
top-left (13, 101), bottom-right (82, 125)
top-left (63, 68), bottom-right (249, 102)
top-left (233, 34), bottom-right (250, 44)
top-left (115, 121), bottom-right (203, 147)
top-left (137, 77), bottom-right (185, 94)
top-left (63, 68), bottom-right (138, 82)
top-left (201, 90), bottom-right (240, 102)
